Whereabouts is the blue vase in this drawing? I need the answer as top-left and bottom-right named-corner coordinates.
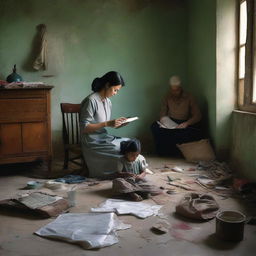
top-left (6, 65), bottom-right (23, 83)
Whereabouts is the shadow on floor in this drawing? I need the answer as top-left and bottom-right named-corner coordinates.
top-left (0, 162), bottom-right (35, 177)
top-left (0, 159), bottom-right (83, 179)
top-left (0, 207), bottom-right (47, 220)
top-left (172, 212), bottom-right (208, 224)
top-left (84, 188), bottom-right (115, 199)
top-left (203, 233), bottom-right (240, 250)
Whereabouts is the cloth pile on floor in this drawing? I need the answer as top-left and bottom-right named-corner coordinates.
top-left (36, 199), bottom-right (162, 249)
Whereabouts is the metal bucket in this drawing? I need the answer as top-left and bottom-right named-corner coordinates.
top-left (216, 210), bottom-right (246, 242)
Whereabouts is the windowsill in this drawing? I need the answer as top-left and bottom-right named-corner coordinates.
top-left (233, 109), bottom-right (256, 117)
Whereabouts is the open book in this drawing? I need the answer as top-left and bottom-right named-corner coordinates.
top-left (122, 116), bottom-right (139, 124)
top-left (157, 116), bottom-right (178, 129)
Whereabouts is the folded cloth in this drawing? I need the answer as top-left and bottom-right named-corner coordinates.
top-left (55, 175), bottom-right (86, 184)
top-left (33, 24), bottom-right (47, 70)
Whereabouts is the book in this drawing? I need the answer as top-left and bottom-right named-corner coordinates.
top-left (157, 116), bottom-right (178, 129)
top-left (122, 116), bottom-right (139, 124)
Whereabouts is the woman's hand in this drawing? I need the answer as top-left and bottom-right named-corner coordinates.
top-left (106, 117), bottom-right (127, 128)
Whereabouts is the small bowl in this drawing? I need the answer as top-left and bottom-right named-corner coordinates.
top-left (26, 181), bottom-right (41, 189)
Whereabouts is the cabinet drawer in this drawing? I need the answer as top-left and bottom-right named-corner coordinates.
top-left (0, 124), bottom-right (22, 156)
top-left (0, 98), bottom-right (47, 123)
top-left (22, 122), bottom-right (48, 152)
top-left (0, 89), bottom-right (46, 99)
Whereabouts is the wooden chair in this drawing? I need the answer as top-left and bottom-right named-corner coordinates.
top-left (60, 103), bottom-right (85, 170)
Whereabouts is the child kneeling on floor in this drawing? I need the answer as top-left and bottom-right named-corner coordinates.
top-left (112, 138), bottom-right (161, 201)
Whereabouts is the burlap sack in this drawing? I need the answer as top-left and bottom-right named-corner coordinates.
top-left (175, 193), bottom-right (219, 220)
top-left (177, 139), bottom-right (215, 162)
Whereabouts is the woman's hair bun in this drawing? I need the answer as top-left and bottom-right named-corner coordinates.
top-left (91, 77), bottom-right (102, 92)
top-left (91, 71), bottom-right (125, 92)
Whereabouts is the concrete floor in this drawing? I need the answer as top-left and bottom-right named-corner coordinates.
top-left (0, 156), bottom-right (256, 256)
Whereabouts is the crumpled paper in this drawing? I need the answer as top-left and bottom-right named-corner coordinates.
top-left (35, 212), bottom-right (131, 249)
top-left (91, 199), bottom-right (162, 218)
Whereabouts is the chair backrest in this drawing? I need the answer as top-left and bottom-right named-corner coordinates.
top-left (60, 103), bottom-right (81, 145)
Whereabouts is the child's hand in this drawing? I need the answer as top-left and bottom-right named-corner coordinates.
top-left (136, 171), bottom-right (146, 180)
top-left (127, 173), bottom-right (136, 178)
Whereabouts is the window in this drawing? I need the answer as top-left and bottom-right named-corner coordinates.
top-left (238, 0), bottom-right (256, 112)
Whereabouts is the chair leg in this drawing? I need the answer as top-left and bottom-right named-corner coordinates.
top-left (47, 156), bottom-right (52, 178)
top-left (64, 149), bottom-right (69, 169)
top-left (81, 157), bottom-right (89, 177)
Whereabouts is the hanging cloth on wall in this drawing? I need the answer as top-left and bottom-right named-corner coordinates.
top-left (33, 24), bottom-right (47, 70)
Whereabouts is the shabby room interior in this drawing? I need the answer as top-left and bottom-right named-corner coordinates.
top-left (0, 0), bottom-right (256, 255)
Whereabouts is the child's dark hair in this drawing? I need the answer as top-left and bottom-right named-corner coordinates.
top-left (120, 139), bottom-right (141, 155)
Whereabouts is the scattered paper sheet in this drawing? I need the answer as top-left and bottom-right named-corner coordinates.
top-left (91, 199), bottom-right (162, 219)
top-left (35, 213), bottom-right (131, 249)
top-left (18, 192), bottom-right (62, 209)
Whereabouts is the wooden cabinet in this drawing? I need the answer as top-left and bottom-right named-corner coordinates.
top-left (0, 86), bottom-right (53, 173)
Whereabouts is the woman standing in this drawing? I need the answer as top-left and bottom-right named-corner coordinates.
top-left (80, 71), bottom-right (129, 178)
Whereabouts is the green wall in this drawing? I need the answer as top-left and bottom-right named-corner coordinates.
top-left (216, 0), bottom-right (256, 181)
top-left (187, 0), bottom-right (217, 144)
top-left (0, 0), bottom-right (188, 156)
top-left (187, 0), bottom-right (256, 181)
top-left (231, 112), bottom-right (256, 181)
top-left (187, 0), bottom-right (237, 161)
top-left (216, 0), bottom-right (236, 159)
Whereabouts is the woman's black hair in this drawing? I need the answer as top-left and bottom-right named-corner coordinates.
top-left (120, 139), bottom-right (141, 155)
top-left (91, 71), bottom-right (125, 92)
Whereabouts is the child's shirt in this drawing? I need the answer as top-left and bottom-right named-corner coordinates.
top-left (119, 154), bottom-right (148, 175)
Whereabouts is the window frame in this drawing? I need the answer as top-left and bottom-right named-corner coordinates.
top-left (237, 0), bottom-right (256, 112)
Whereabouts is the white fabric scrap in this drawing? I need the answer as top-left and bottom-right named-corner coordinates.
top-left (91, 199), bottom-right (162, 219)
top-left (35, 212), bottom-right (131, 249)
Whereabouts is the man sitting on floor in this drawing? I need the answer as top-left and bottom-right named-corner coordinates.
top-left (151, 75), bottom-right (203, 156)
